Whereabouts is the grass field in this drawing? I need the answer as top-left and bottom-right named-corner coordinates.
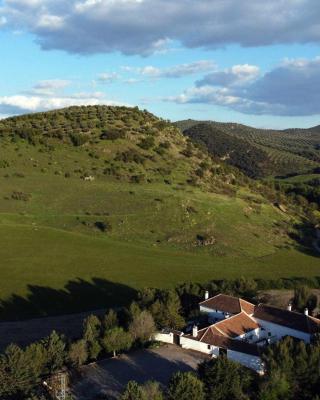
top-left (0, 223), bottom-right (319, 319)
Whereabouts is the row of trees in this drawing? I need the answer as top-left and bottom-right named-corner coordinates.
top-left (121, 336), bottom-right (320, 400)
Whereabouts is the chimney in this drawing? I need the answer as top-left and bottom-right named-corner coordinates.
top-left (304, 308), bottom-right (309, 316)
top-left (204, 290), bottom-right (209, 300)
top-left (192, 325), bottom-right (198, 338)
top-left (287, 303), bottom-right (292, 311)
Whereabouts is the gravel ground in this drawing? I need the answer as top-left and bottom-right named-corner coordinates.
top-left (72, 344), bottom-right (209, 400)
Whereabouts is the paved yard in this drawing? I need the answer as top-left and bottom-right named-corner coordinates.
top-left (72, 344), bottom-right (209, 399)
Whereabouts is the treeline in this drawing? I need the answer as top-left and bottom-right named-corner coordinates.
top-left (120, 336), bottom-right (320, 400)
top-left (182, 123), bottom-right (270, 178)
top-left (0, 105), bottom-right (164, 147)
top-left (1, 276), bottom-right (319, 398)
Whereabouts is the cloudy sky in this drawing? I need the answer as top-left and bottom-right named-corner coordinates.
top-left (1, 0), bottom-right (320, 128)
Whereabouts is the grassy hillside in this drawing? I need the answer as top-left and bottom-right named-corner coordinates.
top-left (176, 119), bottom-right (320, 177)
top-left (0, 106), bottom-right (319, 319)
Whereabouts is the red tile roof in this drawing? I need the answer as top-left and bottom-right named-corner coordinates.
top-left (185, 330), bottom-right (260, 357)
top-left (212, 312), bottom-right (260, 338)
top-left (253, 304), bottom-right (320, 335)
top-left (200, 293), bottom-right (255, 315)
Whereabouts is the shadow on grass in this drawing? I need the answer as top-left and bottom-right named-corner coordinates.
top-left (289, 221), bottom-right (320, 257)
top-left (0, 277), bottom-right (137, 321)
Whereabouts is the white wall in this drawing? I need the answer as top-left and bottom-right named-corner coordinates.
top-left (227, 350), bottom-right (264, 374)
top-left (180, 336), bottom-right (219, 356)
top-left (254, 318), bottom-right (311, 343)
top-left (154, 332), bottom-right (174, 344)
top-left (200, 306), bottom-right (232, 322)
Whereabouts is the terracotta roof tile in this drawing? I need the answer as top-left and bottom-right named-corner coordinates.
top-left (185, 331), bottom-right (260, 357)
top-left (200, 294), bottom-right (255, 315)
top-left (240, 299), bottom-right (255, 315)
top-left (253, 304), bottom-right (320, 334)
top-left (212, 312), bottom-right (260, 338)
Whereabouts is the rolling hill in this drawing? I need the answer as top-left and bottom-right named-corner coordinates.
top-left (176, 119), bottom-right (320, 177)
top-left (0, 106), bottom-right (319, 319)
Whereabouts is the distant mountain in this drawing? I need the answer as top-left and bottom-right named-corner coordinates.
top-left (176, 119), bottom-right (320, 177)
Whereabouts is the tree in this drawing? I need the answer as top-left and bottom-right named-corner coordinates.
top-left (262, 336), bottom-right (320, 400)
top-left (129, 310), bottom-right (156, 344)
top-left (42, 331), bottom-right (66, 373)
top-left (167, 371), bottom-right (205, 400)
top-left (292, 286), bottom-right (318, 313)
top-left (104, 309), bottom-right (118, 330)
top-left (0, 344), bottom-right (35, 397)
top-left (150, 290), bottom-right (185, 329)
top-left (259, 371), bottom-right (292, 400)
top-left (68, 340), bottom-right (88, 367)
top-left (102, 327), bottom-right (133, 357)
top-left (120, 380), bottom-right (147, 400)
top-left (83, 315), bottom-right (101, 342)
top-left (143, 381), bottom-right (163, 400)
top-left (120, 380), bottom-right (163, 400)
top-left (83, 315), bottom-right (102, 360)
top-left (198, 356), bottom-right (253, 400)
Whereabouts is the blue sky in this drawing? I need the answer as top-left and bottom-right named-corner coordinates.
top-left (1, 0), bottom-right (320, 128)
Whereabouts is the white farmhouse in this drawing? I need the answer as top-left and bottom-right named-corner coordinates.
top-left (155, 292), bottom-right (320, 374)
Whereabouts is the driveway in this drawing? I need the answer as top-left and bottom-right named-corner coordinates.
top-left (72, 344), bottom-right (209, 399)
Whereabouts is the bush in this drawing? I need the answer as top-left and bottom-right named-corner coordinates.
top-left (11, 191), bottom-right (31, 201)
top-left (138, 136), bottom-right (155, 150)
top-left (100, 129), bottom-right (125, 140)
top-left (94, 221), bottom-right (112, 233)
top-left (130, 174), bottom-right (145, 184)
top-left (70, 133), bottom-right (89, 146)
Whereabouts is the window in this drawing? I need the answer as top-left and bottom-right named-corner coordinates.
top-left (207, 345), bottom-right (211, 350)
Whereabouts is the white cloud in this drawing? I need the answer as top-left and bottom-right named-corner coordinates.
top-left (197, 64), bottom-right (260, 87)
top-left (25, 79), bottom-right (71, 96)
top-left (124, 60), bottom-right (216, 79)
top-left (167, 57), bottom-right (320, 116)
top-left (2, 0), bottom-right (320, 55)
top-left (0, 79), bottom-right (126, 117)
top-left (37, 14), bottom-right (64, 30)
top-left (0, 16), bottom-right (7, 26)
top-left (97, 72), bottom-right (119, 83)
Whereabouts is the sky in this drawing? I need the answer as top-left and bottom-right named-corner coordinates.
top-left (0, 0), bottom-right (320, 129)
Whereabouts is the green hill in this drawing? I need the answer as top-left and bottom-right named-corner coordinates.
top-left (176, 119), bottom-right (320, 177)
top-left (0, 106), bottom-right (319, 319)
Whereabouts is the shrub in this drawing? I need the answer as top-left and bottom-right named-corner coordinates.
top-left (130, 174), bottom-right (145, 184)
top-left (94, 221), bottom-right (112, 232)
top-left (100, 129), bottom-right (125, 140)
top-left (11, 191), bottom-right (31, 201)
top-left (70, 133), bottom-right (89, 146)
top-left (138, 136), bottom-right (155, 150)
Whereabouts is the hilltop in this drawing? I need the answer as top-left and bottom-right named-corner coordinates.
top-left (0, 106), bottom-right (319, 319)
top-left (176, 119), bottom-right (320, 178)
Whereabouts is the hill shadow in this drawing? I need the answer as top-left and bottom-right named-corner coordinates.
top-left (0, 277), bottom-right (138, 321)
top-left (289, 221), bottom-right (320, 257)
